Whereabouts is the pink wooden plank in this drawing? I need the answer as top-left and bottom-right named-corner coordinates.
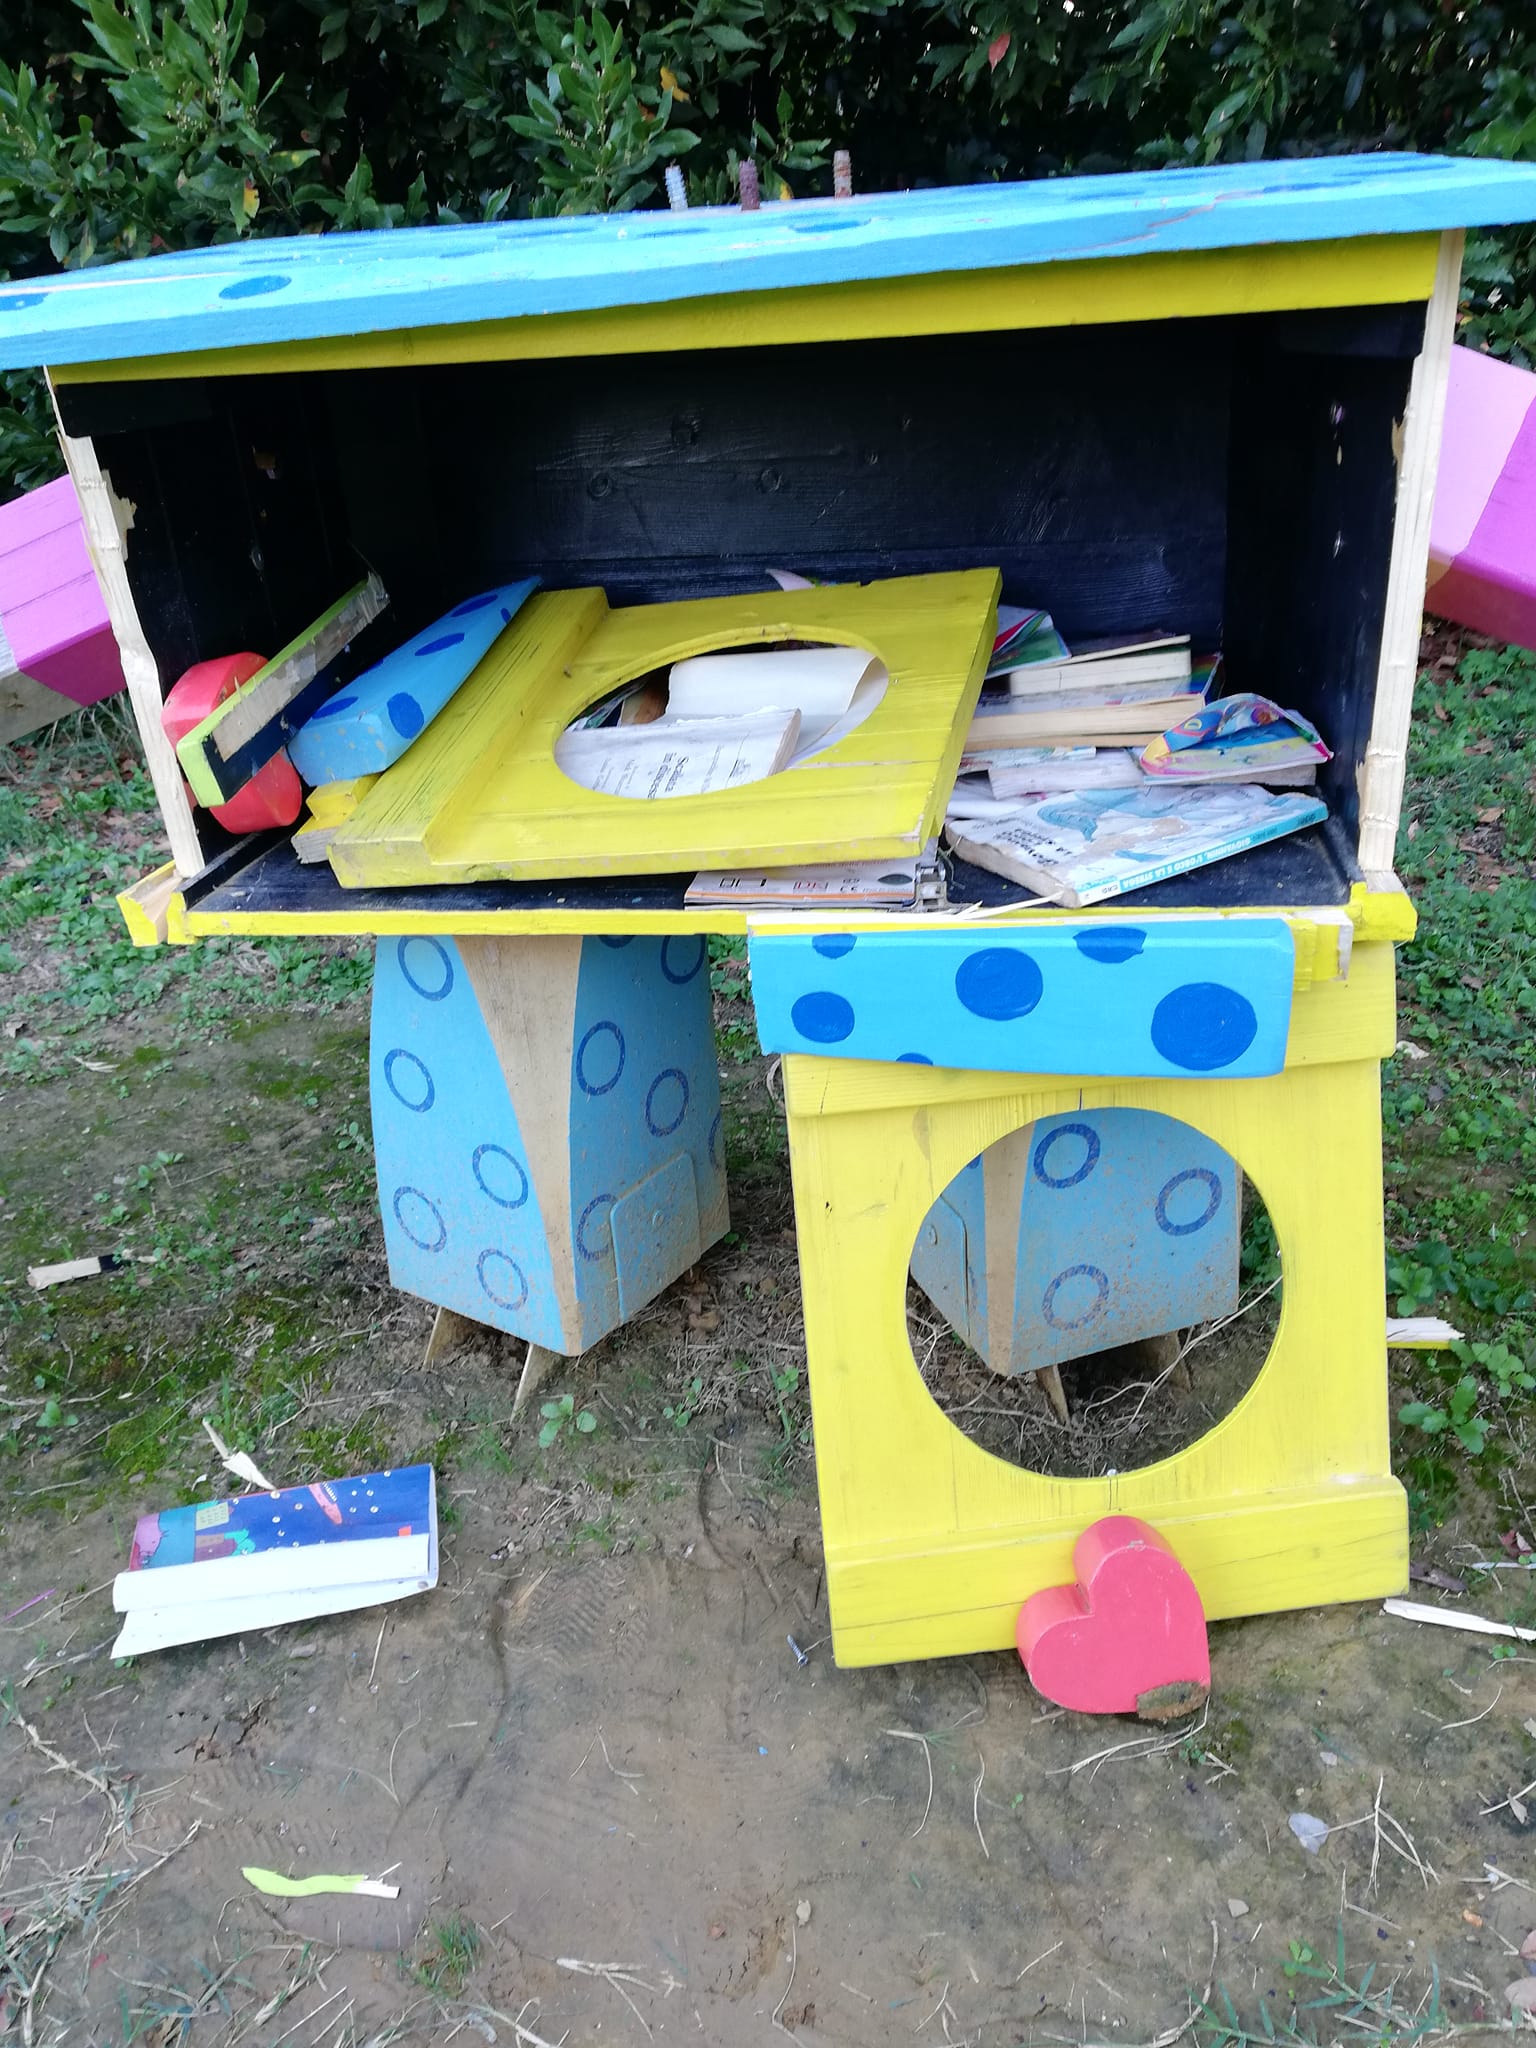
top-left (0, 475), bottom-right (123, 707)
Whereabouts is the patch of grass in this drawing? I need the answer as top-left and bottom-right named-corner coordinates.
top-left (407, 1913), bottom-right (482, 1994)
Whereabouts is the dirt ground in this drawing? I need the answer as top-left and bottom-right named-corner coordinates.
top-left (5, 1015), bottom-right (1536, 2047)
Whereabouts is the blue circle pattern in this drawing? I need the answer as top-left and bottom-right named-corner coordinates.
top-left (1074, 926), bottom-right (1147, 964)
top-left (417, 632), bottom-right (466, 657)
top-left (387, 692), bottom-right (425, 738)
top-left (954, 947), bottom-right (1043, 1021)
top-left (451, 592), bottom-right (499, 616)
top-left (392, 1185), bottom-right (446, 1252)
top-left (1155, 1167), bottom-right (1223, 1237)
top-left (576, 1020), bottom-right (625, 1096)
top-left (397, 935), bottom-right (454, 1001)
top-left (1033, 1122), bottom-right (1101, 1189)
top-left (1042, 1263), bottom-right (1110, 1331)
top-left (384, 1048), bottom-right (435, 1113)
top-left (645, 1068), bottom-right (690, 1137)
top-left (897, 1052), bottom-right (933, 1065)
top-left (599, 935), bottom-right (635, 949)
top-left (472, 1143), bottom-right (529, 1210)
top-left (660, 934), bottom-right (707, 984)
top-left (1151, 983), bottom-right (1258, 1072)
top-left (576, 1194), bottom-right (615, 1262)
top-left (791, 991), bottom-right (855, 1043)
top-left (310, 693), bottom-right (356, 721)
top-left (477, 1249), bottom-right (529, 1311)
top-left (708, 1109), bottom-right (723, 1170)
top-left (812, 934), bottom-right (856, 959)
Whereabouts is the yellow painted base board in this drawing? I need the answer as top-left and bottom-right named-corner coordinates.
top-left (826, 1480), bottom-right (1408, 1666)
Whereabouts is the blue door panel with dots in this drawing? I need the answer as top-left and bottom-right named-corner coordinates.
top-left (911, 1109), bottom-right (1240, 1375)
top-left (371, 935), bottom-right (567, 1348)
top-left (749, 920), bottom-right (1295, 1078)
top-left (566, 931), bottom-right (728, 1339)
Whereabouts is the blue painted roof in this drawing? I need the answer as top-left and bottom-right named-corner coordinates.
top-left (5, 153), bottom-right (1536, 371)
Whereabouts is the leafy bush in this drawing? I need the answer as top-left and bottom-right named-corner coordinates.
top-left (1, 0), bottom-right (1533, 495)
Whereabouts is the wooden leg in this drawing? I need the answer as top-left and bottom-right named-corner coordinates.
top-left (513, 1341), bottom-right (563, 1419)
top-left (1034, 1363), bottom-right (1070, 1424)
top-left (422, 1305), bottom-right (481, 1368)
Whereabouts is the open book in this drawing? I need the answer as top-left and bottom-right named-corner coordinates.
top-left (666, 645), bottom-right (887, 763)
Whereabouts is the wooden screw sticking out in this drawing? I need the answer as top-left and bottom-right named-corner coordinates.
top-left (833, 149), bottom-right (853, 199)
top-left (665, 164), bottom-right (688, 211)
top-left (738, 158), bottom-right (761, 211)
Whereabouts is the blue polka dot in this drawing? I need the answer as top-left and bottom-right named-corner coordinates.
top-left (645, 1068), bottom-right (689, 1137)
top-left (1042, 1264), bottom-right (1110, 1331)
top-left (811, 934), bottom-right (856, 959)
top-left (472, 1143), bottom-right (529, 1209)
top-left (451, 592), bottom-right (499, 616)
top-left (791, 992), bottom-right (855, 1043)
top-left (392, 1185), bottom-right (446, 1252)
top-left (219, 273), bottom-right (290, 299)
top-left (599, 935), bottom-right (635, 949)
top-left (576, 1194), bottom-right (615, 1262)
top-left (576, 1021), bottom-right (625, 1096)
top-left (1151, 983), bottom-right (1258, 1072)
top-left (661, 934), bottom-right (707, 984)
top-left (476, 1249), bottom-right (528, 1311)
top-left (897, 1052), bottom-right (933, 1065)
top-left (1033, 1122), bottom-right (1101, 1189)
top-left (708, 1109), bottom-right (723, 1170)
top-left (397, 935), bottom-right (453, 1001)
top-left (416, 632), bottom-right (466, 657)
top-left (387, 692), bottom-right (424, 738)
top-left (1074, 926), bottom-right (1146, 965)
top-left (383, 1049), bottom-right (434, 1113)
top-left (954, 947), bottom-right (1043, 1021)
top-left (0, 293), bottom-right (44, 312)
top-left (310, 694), bottom-right (356, 721)
top-left (1155, 1167), bottom-right (1223, 1236)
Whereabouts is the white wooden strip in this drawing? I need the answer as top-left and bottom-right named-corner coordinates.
top-left (1357, 229), bottom-right (1463, 878)
top-left (46, 377), bottom-right (205, 877)
top-left (1384, 1596), bottom-right (1536, 1644)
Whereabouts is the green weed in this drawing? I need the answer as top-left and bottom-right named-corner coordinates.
top-left (538, 1391), bottom-right (597, 1449)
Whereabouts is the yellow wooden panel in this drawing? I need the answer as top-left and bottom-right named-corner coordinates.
top-left (328, 572), bottom-right (999, 887)
top-left (51, 236), bottom-right (1439, 386)
top-left (783, 1036), bottom-right (1404, 1664)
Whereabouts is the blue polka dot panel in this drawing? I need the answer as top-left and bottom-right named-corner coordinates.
top-left (908, 1109), bottom-right (1239, 1376)
top-left (748, 919), bottom-right (1295, 1078)
top-left (371, 932), bottom-right (727, 1352)
top-left (289, 580), bottom-right (540, 786)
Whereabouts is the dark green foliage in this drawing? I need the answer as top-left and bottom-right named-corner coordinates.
top-left (1, 0), bottom-right (1533, 497)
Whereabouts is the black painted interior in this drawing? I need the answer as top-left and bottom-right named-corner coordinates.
top-left (57, 298), bottom-right (1422, 905)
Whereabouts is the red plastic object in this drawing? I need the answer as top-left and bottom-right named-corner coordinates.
top-left (161, 653), bottom-right (302, 832)
top-left (1016, 1515), bottom-right (1210, 1719)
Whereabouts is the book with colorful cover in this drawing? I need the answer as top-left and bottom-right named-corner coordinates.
top-left (1140, 693), bottom-right (1330, 778)
top-left (945, 783), bottom-right (1327, 906)
top-left (987, 604), bottom-right (1068, 678)
top-left (113, 1465), bottom-right (438, 1656)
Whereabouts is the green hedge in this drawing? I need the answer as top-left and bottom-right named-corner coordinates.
top-left (2, 0), bottom-right (1533, 495)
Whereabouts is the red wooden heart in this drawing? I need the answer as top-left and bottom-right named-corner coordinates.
top-left (1016, 1515), bottom-right (1210, 1719)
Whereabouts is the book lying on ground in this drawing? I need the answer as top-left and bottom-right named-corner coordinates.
top-left (1139, 693), bottom-right (1332, 778)
top-left (987, 604), bottom-right (1068, 678)
top-left (556, 709), bottom-right (801, 799)
top-left (1003, 632), bottom-right (1191, 696)
top-left (112, 1465), bottom-right (438, 1656)
top-left (687, 840), bottom-right (945, 909)
top-left (945, 783), bottom-right (1328, 906)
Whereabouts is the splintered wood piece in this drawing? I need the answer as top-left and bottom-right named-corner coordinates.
top-left (422, 1305), bottom-right (481, 1367)
top-left (513, 1342), bottom-right (563, 1419)
top-left (1017, 1515), bottom-right (1211, 1718)
top-left (1034, 1363), bottom-right (1069, 1424)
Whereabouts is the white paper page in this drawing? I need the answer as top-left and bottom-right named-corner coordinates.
top-left (555, 711), bottom-right (799, 800)
top-left (668, 647), bottom-right (881, 720)
top-left (786, 669), bottom-right (889, 764)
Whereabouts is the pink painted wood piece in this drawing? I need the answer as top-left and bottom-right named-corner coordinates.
top-left (1016, 1514), bottom-right (1211, 1717)
top-left (0, 474), bottom-right (124, 705)
top-left (1427, 344), bottom-right (1536, 653)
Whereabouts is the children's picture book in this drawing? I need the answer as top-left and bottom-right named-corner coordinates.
top-left (987, 604), bottom-right (1068, 678)
top-left (112, 1465), bottom-right (438, 1656)
top-left (1139, 693), bottom-right (1332, 778)
top-left (555, 709), bottom-right (801, 799)
top-left (945, 783), bottom-right (1328, 906)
